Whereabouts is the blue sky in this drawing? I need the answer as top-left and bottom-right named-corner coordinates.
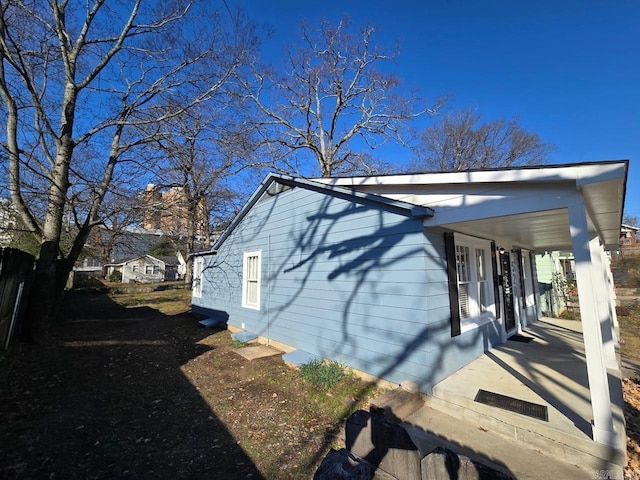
top-left (234, 0), bottom-right (639, 218)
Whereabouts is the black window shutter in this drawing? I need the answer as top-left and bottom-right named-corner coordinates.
top-left (444, 232), bottom-right (461, 337)
top-left (491, 241), bottom-right (501, 319)
top-left (517, 249), bottom-right (526, 307)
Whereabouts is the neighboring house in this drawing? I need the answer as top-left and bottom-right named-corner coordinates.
top-left (620, 223), bottom-right (639, 247)
top-left (535, 251), bottom-right (575, 317)
top-left (620, 223), bottom-right (640, 255)
top-left (106, 254), bottom-right (180, 283)
top-left (177, 250), bottom-right (188, 279)
top-left (192, 160), bottom-right (627, 448)
top-left (67, 257), bottom-right (104, 289)
top-left (539, 222), bottom-right (636, 313)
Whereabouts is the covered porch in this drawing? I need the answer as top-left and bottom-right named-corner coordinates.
top-left (419, 162), bottom-right (628, 452)
top-left (321, 161), bottom-right (629, 456)
top-left (406, 317), bottom-right (626, 474)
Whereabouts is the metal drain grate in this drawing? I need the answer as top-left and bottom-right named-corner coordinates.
top-left (474, 389), bottom-right (548, 421)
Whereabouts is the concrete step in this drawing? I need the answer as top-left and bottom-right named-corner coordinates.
top-left (403, 405), bottom-right (595, 480)
top-left (424, 386), bottom-right (625, 472)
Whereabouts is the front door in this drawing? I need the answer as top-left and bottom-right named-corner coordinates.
top-left (500, 251), bottom-right (516, 332)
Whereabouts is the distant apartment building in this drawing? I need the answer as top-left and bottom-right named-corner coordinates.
top-left (141, 184), bottom-right (207, 237)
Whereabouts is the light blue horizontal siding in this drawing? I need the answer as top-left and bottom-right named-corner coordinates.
top-left (192, 184), bottom-right (493, 392)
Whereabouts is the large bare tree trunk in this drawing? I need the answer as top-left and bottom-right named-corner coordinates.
top-left (23, 127), bottom-right (75, 342)
top-left (0, 1), bottom-right (258, 343)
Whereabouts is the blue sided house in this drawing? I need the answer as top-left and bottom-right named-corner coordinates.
top-left (191, 160), bottom-right (628, 448)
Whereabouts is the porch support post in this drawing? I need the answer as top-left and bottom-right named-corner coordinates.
top-left (568, 203), bottom-right (618, 447)
top-left (590, 239), bottom-right (618, 370)
top-left (602, 248), bottom-right (620, 334)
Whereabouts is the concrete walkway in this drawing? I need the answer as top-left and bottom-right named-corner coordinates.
top-left (404, 318), bottom-right (626, 478)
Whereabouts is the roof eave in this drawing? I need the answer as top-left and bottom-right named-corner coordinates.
top-left (199, 173), bottom-right (434, 254)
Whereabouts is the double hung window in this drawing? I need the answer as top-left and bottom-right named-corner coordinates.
top-left (454, 234), bottom-right (494, 327)
top-left (242, 250), bottom-right (261, 310)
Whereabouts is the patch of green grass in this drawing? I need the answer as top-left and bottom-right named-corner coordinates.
top-left (229, 339), bottom-right (248, 348)
top-left (108, 288), bottom-right (191, 315)
top-left (299, 359), bottom-right (348, 389)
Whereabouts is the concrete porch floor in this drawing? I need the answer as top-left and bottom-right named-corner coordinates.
top-left (404, 317), bottom-right (627, 478)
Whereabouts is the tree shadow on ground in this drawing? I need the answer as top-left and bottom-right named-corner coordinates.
top-left (0, 291), bottom-right (264, 479)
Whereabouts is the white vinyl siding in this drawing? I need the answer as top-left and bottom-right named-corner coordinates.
top-left (454, 234), bottom-right (495, 331)
top-left (242, 250), bottom-right (261, 310)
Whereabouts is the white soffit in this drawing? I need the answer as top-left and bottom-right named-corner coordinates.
top-left (444, 209), bottom-right (574, 251)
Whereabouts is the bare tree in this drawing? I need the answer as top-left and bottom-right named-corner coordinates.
top-left (0, 0), bottom-right (258, 341)
top-left (242, 16), bottom-right (443, 178)
top-left (153, 106), bottom-right (241, 284)
top-left (410, 108), bottom-right (553, 172)
top-left (88, 186), bottom-right (146, 274)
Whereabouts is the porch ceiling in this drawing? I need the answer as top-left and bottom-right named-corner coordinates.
top-left (444, 176), bottom-right (625, 252)
top-left (316, 161), bottom-right (628, 253)
top-left (445, 208), bottom-right (573, 251)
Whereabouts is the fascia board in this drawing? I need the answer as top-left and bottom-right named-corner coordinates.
top-left (316, 160), bottom-right (629, 188)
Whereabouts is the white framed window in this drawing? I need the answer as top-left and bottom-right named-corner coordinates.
top-left (192, 257), bottom-right (203, 298)
top-left (145, 265), bottom-right (153, 275)
top-left (242, 250), bottom-right (261, 310)
top-left (131, 264), bottom-right (138, 273)
top-left (454, 234), bottom-right (495, 330)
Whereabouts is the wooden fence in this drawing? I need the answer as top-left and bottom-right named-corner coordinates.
top-left (0, 248), bottom-right (35, 349)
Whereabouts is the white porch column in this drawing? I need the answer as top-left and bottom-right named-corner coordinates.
top-left (602, 249), bottom-right (620, 333)
top-left (590, 239), bottom-right (618, 370)
top-left (568, 203), bottom-right (618, 447)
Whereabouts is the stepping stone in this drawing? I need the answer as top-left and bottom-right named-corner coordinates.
top-left (198, 317), bottom-right (224, 328)
top-left (282, 349), bottom-right (321, 368)
top-left (231, 331), bottom-right (258, 343)
top-left (234, 345), bottom-right (281, 361)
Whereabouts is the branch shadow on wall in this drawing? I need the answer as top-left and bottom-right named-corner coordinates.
top-left (254, 193), bottom-right (508, 472)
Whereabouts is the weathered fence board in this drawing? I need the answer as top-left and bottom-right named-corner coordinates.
top-left (0, 248), bottom-right (35, 349)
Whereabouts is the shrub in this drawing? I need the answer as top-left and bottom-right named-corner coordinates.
top-left (558, 308), bottom-right (579, 321)
top-left (107, 270), bottom-right (122, 282)
top-left (299, 359), bottom-right (348, 389)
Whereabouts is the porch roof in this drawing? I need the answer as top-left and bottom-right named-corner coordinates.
top-left (314, 161), bottom-right (628, 251)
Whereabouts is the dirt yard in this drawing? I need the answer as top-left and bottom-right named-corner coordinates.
top-left (1, 287), bottom-right (640, 478)
top-left (0, 288), bottom-right (377, 479)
